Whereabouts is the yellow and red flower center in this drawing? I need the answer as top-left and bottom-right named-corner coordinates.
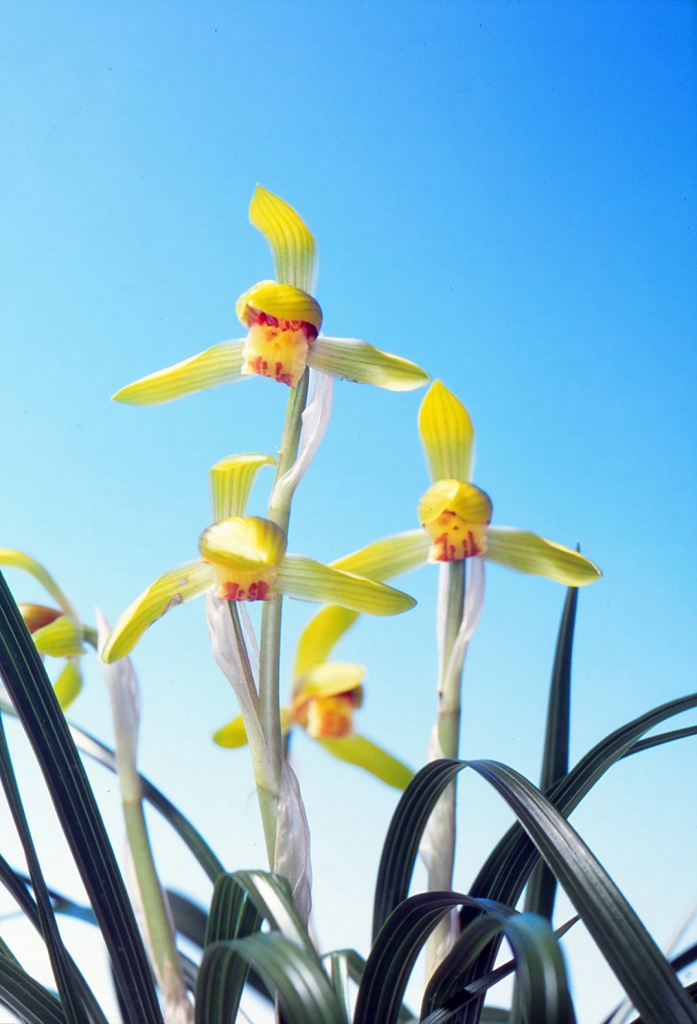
top-left (422, 509), bottom-right (489, 562)
top-left (242, 311), bottom-right (318, 388)
top-left (418, 479), bottom-right (493, 563)
top-left (295, 690), bottom-right (359, 739)
top-left (198, 516), bottom-right (287, 603)
top-left (208, 565), bottom-right (276, 602)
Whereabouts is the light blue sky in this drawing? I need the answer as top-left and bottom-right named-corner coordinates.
top-left (1, 3), bottom-right (695, 1019)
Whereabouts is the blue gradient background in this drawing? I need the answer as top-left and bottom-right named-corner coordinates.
top-left (1, 3), bottom-right (695, 1020)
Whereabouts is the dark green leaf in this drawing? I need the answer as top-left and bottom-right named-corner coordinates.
top-left (166, 891), bottom-right (208, 949)
top-left (467, 759), bottom-right (696, 1024)
top-left (0, 709), bottom-right (91, 1024)
top-left (0, 700), bottom-right (226, 885)
top-left (0, 573), bottom-right (162, 1024)
top-left (625, 725), bottom-right (697, 757)
top-left (358, 891), bottom-right (518, 1024)
top-left (525, 584), bottom-right (577, 922)
top-left (459, 694), bottom-right (697, 1023)
top-left (197, 935), bottom-right (346, 1024)
top-left (0, 955), bottom-right (66, 1024)
top-left (372, 760), bottom-right (462, 940)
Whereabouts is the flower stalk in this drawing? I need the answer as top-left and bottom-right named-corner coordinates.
top-left (259, 369), bottom-right (310, 864)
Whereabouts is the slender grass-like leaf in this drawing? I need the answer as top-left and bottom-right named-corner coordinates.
top-left (525, 584), bottom-right (578, 922)
top-left (458, 693), bottom-right (697, 1021)
top-left (625, 725), bottom-right (697, 757)
top-left (471, 692), bottom-right (697, 910)
top-left (198, 935), bottom-right (346, 1024)
top-left (167, 891), bottom-right (208, 949)
top-left (228, 870), bottom-right (317, 958)
top-left (360, 891), bottom-right (523, 1024)
top-left (372, 759), bottom-right (462, 940)
top-left (0, 956), bottom-right (67, 1024)
top-left (194, 873), bottom-right (263, 1023)
top-left (468, 759), bottom-right (696, 1024)
top-left (0, 574), bottom-right (162, 1024)
top-left (195, 871), bottom-right (313, 1022)
top-left (0, 711), bottom-right (91, 1024)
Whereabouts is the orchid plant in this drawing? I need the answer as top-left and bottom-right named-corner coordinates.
top-left (0, 187), bottom-right (694, 1024)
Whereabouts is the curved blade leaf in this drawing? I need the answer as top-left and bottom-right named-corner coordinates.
top-left (1, 701), bottom-right (226, 884)
top-left (0, 956), bottom-right (66, 1024)
top-left (198, 934), bottom-right (346, 1024)
top-left (0, 573), bottom-right (162, 1024)
top-left (525, 583), bottom-right (578, 922)
top-left (468, 759), bottom-right (696, 1024)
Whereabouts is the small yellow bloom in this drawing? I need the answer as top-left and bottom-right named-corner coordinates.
top-left (112, 187), bottom-right (429, 406)
top-left (0, 551), bottom-right (90, 711)
top-left (103, 456), bottom-right (416, 662)
top-left (214, 598), bottom-right (413, 789)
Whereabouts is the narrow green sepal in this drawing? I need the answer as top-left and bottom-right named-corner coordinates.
top-left (318, 734), bottom-right (414, 790)
top-left (276, 555), bottom-right (416, 616)
top-left (112, 341), bottom-right (246, 405)
top-left (102, 560), bottom-right (213, 662)
top-left (484, 527), bottom-right (601, 586)
top-left (308, 337), bottom-right (429, 391)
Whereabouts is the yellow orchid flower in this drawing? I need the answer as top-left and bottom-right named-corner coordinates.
top-left (112, 186), bottom-right (429, 404)
top-left (415, 380), bottom-right (602, 583)
top-left (102, 454), bottom-right (416, 663)
top-left (0, 549), bottom-right (95, 710)
top-left (213, 604), bottom-right (414, 790)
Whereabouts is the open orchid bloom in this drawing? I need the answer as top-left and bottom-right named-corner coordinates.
top-left (0, 548), bottom-right (95, 709)
top-left (415, 380), bottom-right (602, 582)
top-left (213, 602), bottom-right (414, 790)
top-left (102, 454), bottom-right (416, 663)
top-left (112, 186), bottom-right (429, 405)
top-left (295, 382), bottom-right (601, 589)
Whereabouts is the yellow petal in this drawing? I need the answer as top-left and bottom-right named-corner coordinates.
top-left (318, 734), bottom-right (414, 790)
top-left (249, 185), bottom-right (317, 292)
top-left (213, 716), bottom-right (249, 748)
top-left (293, 605), bottom-right (359, 680)
top-left (53, 659), bottom-right (83, 711)
top-left (112, 341), bottom-right (246, 405)
top-left (0, 549), bottom-right (76, 617)
top-left (330, 529), bottom-right (431, 580)
top-left (294, 662), bottom-right (365, 702)
top-left (235, 281), bottom-right (322, 332)
top-left (32, 616), bottom-right (85, 657)
top-left (102, 560), bottom-right (214, 662)
top-left (308, 337), bottom-right (429, 391)
top-left (199, 517), bottom-right (287, 573)
top-left (210, 454), bottom-right (275, 521)
top-left (418, 479), bottom-right (493, 526)
top-left (483, 527), bottom-right (602, 586)
top-left (418, 380), bottom-right (475, 483)
top-left (276, 555), bottom-right (416, 616)
top-left (199, 517), bottom-right (287, 601)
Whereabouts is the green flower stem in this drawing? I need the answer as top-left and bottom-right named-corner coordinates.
top-left (227, 601), bottom-right (277, 867)
top-left (258, 370), bottom-right (310, 865)
top-left (122, 795), bottom-right (189, 1015)
top-left (437, 560), bottom-right (466, 759)
top-left (427, 560), bottom-right (466, 976)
